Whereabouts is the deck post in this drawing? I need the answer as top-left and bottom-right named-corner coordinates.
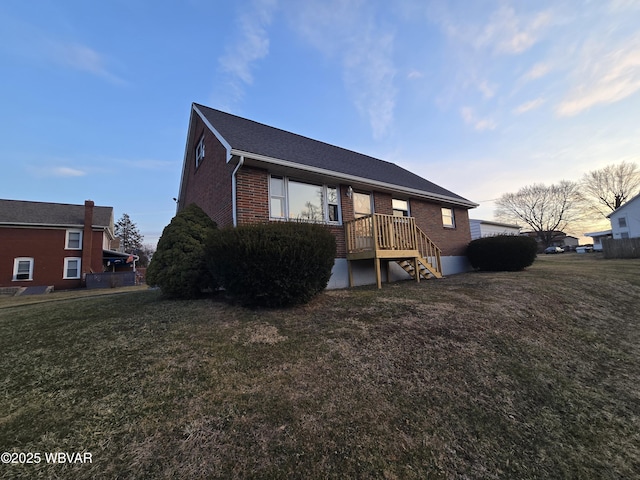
top-left (414, 257), bottom-right (420, 283)
top-left (375, 258), bottom-right (382, 289)
top-left (347, 260), bottom-right (354, 288)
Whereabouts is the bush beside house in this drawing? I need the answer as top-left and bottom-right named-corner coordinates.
top-left (206, 222), bottom-right (336, 307)
top-left (466, 235), bottom-right (537, 272)
top-left (147, 204), bottom-right (217, 299)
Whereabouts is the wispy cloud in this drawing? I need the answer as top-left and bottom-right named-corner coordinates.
top-left (477, 80), bottom-right (497, 99)
top-left (218, 0), bottom-right (277, 103)
top-left (289, 0), bottom-right (397, 139)
top-left (28, 166), bottom-right (87, 178)
top-left (460, 107), bottom-right (496, 131)
top-left (475, 5), bottom-right (553, 55)
top-left (557, 33), bottom-right (640, 116)
top-left (430, 4), bottom-right (553, 56)
top-left (47, 41), bottom-right (125, 85)
top-left (513, 97), bottom-right (545, 114)
top-left (522, 62), bottom-right (552, 82)
top-left (0, 13), bottom-right (124, 84)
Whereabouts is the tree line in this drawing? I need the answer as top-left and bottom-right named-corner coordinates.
top-left (495, 161), bottom-right (640, 247)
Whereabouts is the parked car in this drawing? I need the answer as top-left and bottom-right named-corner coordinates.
top-left (544, 246), bottom-right (564, 254)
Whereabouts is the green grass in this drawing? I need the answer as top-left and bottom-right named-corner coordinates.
top-left (1, 254), bottom-right (639, 479)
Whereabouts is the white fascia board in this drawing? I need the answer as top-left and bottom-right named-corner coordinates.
top-left (193, 105), bottom-right (232, 161)
top-left (231, 149), bottom-right (479, 209)
top-left (584, 229), bottom-right (612, 237)
top-left (0, 222), bottom-right (84, 229)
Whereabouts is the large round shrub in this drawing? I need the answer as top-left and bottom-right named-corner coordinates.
top-left (146, 204), bottom-right (217, 298)
top-left (466, 235), bottom-right (537, 272)
top-left (207, 222), bottom-right (336, 307)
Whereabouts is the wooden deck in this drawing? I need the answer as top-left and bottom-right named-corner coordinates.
top-left (345, 214), bottom-right (443, 288)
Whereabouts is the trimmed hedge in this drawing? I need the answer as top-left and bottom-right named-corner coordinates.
top-left (146, 204), bottom-right (217, 299)
top-left (206, 222), bottom-right (336, 307)
top-left (466, 235), bottom-right (537, 272)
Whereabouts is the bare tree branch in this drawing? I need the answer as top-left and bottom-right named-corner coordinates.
top-left (495, 181), bottom-right (583, 248)
top-left (581, 161), bottom-right (640, 217)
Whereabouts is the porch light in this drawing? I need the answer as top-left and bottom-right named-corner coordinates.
top-left (347, 186), bottom-right (353, 199)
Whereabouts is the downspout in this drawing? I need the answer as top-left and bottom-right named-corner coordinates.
top-left (231, 155), bottom-right (245, 227)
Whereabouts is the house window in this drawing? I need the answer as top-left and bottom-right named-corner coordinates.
top-left (195, 135), bottom-right (205, 168)
top-left (618, 217), bottom-right (627, 228)
top-left (353, 192), bottom-right (373, 218)
top-left (13, 257), bottom-right (34, 281)
top-left (63, 258), bottom-right (81, 279)
top-left (621, 232), bottom-right (629, 239)
top-left (269, 175), bottom-right (340, 224)
top-left (392, 199), bottom-right (409, 217)
top-left (442, 207), bottom-right (455, 228)
top-left (66, 230), bottom-right (82, 250)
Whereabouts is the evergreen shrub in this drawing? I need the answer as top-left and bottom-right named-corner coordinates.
top-left (466, 235), bottom-right (537, 272)
top-left (146, 204), bottom-right (217, 298)
top-left (207, 222), bottom-right (336, 307)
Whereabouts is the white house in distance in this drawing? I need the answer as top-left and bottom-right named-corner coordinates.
top-left (607, 193), bottom-right (640, 239)
top-left (583, 229), bottom-right (612, 252)
top-left (469, 219), bottom-right (521, 240)
top-left (585, 193), bottom-right (640, 250)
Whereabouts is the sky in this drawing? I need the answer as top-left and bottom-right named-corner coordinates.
top-left (2, 0), bottom-right (640, 245)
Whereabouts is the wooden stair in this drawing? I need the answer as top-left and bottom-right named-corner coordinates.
top-left (397, 257), bottom-right (443, 281)
top-left (345, 214), bottom-right (444, 288)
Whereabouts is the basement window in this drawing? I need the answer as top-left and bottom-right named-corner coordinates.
top-left (13, 257), bottom-right (34, 281)
top-left (195, 135), bottom-right (205, 168)
top-left (269, 175), bottom-right (340, 224)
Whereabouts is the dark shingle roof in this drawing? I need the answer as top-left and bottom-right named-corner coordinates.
top-left (194, 104), bottom-right (476, 206)
top-left (0, 200), bottom-right (113, 228)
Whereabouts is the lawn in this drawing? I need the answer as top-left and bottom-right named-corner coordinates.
top-left (1, 254), bottom-right (639, 479)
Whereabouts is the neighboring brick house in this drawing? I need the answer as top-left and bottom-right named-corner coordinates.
top-left (0, 199), bottom-right (116, 290)
top-left (177, 103), bottom-right (478, 288)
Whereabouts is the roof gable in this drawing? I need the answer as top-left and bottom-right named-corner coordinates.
top-left (193, 103), bottom-right (476, 207)
top-left (607, 192), bottom-right (640, 218)
top-left (0, 199), bottom-right (113, 228)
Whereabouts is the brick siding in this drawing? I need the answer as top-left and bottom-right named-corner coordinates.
top-left (0, 226), bottom-right (107, 290)
top-left (410, 200), bottom-right (471, 256)
top-left (179, 113), bottom-right (235, 228)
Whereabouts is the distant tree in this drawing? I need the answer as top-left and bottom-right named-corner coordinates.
top-left (136, 244), bottom-right (155, 268)
top-left (581, 161), bottom-right (640, 216)
top-left (115, 213), bottom-right (144, 253)
top-left (495, 181), bottom-right (582, 248)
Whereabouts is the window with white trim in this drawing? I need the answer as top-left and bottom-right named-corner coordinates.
top-left (441, 207), bottom-right (455, 228)
top-left (13, 257), bottom-right (34, 281)
top-left (66, 230), bottom-right (82, 250)
top-left (269, 176), bottom-right (340, 224)
top-left (63, 258), bottom-right (81, 279)
top-left (392, 199), bottom-right (409, 217)
top-left (195, 135), bottom-right (205, 168)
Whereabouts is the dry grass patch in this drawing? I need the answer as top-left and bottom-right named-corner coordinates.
top-left (1, 254), bottom-right (639, 478)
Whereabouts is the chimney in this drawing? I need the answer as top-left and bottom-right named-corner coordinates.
top-left (82, 200), bottom-right (95, 283)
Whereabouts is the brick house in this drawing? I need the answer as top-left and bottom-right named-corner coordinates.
top-left (177, 103), bottom-right (478, 288)
top-left (0, 199), bottom-right (117, 290)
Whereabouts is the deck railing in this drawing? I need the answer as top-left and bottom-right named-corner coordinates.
top-left (345, 213), bottom-right (441, 266)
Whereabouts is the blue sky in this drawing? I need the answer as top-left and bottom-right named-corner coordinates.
top-left (2, 0), bottom-right (640, 245)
